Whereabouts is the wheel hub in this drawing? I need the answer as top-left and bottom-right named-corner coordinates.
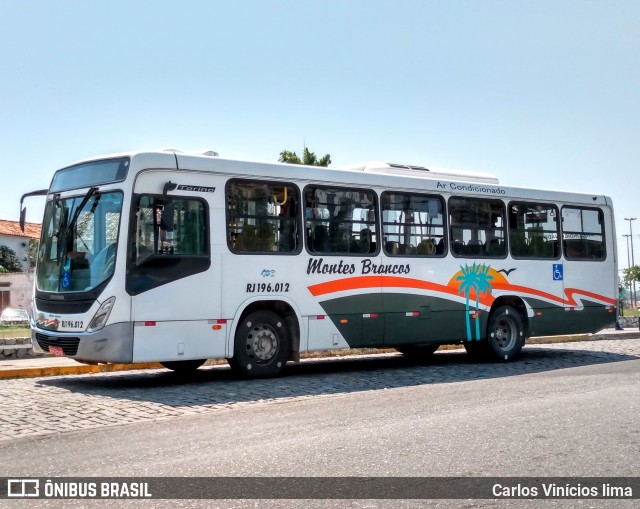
top-left (494, 321), bottom-right (513, 348)
top-left (248, 325), bottom-right (278, 361)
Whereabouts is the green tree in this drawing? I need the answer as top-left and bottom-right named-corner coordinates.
top-left (623, 266), bottom-right (640, 287)
top-left (623, 266), bottom-right (640, 305)
top-left (279, 147), bottom-right (331, 167)
top-left (0, 245), bottom-right (23, 273)
top-left (27, 239), bottom-right (39, 268)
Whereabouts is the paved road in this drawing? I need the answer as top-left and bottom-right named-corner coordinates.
top-left (1, 339), bottom-right (639, 509)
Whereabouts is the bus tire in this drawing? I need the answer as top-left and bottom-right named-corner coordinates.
top-left (396, 344), bottom-right (439, 359)
top-left (160, 359), bottom-right (206, 372)
top-left (486, 305), bottom-right (525, 361)
top-left (229, 310), bottom-right (289, 378)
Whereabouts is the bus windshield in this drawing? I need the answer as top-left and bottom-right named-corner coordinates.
top-left (36, 191), bottom-right (123, 293)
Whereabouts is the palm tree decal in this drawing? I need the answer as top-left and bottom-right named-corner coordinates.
top-left (455, 263), bottom-right (495, 340)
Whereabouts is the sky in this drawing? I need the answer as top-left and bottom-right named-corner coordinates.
top-left (1, 0), bottom-right (638, 271)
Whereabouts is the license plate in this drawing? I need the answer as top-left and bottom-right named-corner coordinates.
top-left (49, 346), bottom-right (64, 357)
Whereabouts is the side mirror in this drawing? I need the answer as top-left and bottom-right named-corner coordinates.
top-left (163, 181), bottom-right (177, 195)
top-left (161, 202), bottom-right (175, 232)
top-left (19, 188), bottom-right (48, 232)
top-left (19, 207), bottom-right (26, 232)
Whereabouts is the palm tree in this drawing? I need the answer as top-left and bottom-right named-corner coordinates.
top-left (473, 264), bottom-right (494, 340)
top-left (279, 147), bottom-right (331, 167)
top-left (456, 263), bottom-right (495, 340)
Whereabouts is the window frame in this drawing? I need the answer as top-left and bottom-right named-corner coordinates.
top-left (561, 205), bottom-right (607, 261)
top-left (448, 196), bottom-right (508, 259)
top-left (225, 178), bottom-right (303, 256)
top-left (380, 190), bottom-right (447, 257)
top-left (303, 184), bottom-right (380, 257)
top-left (126, 193), bottom-right (211, 295)
top-left (508, 201), bottom-right (561, 260)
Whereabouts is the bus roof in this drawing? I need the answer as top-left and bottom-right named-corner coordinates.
top-left (336, 161), bottom-right (499, 185)
top-left (58, 149), bottom-right (611, 207)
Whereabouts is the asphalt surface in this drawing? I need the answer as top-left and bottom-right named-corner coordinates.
top-left (1, 337), bottom-right (639, 508)
top-left (0, 336), bottom-right (638, 441)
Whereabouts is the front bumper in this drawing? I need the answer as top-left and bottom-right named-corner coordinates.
top-left (31, 322), bottom-right (134, 363)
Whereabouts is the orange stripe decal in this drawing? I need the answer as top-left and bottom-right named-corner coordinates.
top-left (309, 276), bottom-right (461, 299)
top-left (307, 276), bottom-right (381, 296)
top-left (307, 276), bottom-right (615, 308)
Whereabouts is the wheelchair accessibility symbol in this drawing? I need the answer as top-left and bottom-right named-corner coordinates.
top-left (553, 264), bottom-right (563, 281)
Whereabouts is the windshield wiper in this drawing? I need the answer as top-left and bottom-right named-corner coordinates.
top-left (58, 187), bottom-right (98, 289)
top-left (65, 186), bottom-right (98, 247)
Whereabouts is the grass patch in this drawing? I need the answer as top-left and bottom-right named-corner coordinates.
top-left (0, 326), bottom-right (31, 339)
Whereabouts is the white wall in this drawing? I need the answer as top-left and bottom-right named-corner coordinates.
top-left (0, 272), bottom-right (34, 313)
top-left (0, 234), bottom-right (31, 271)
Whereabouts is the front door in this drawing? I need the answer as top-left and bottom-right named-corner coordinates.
top-left (128, 170), bottom-right (225, 362)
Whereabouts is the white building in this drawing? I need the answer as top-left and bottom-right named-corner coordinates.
top-left (0, 219), bottom-right (41, 312)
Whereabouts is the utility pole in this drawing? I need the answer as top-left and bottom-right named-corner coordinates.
top-left (625, 217), bottom-right (637, 307)
top-left (623, 234), bottom-right (632, 310)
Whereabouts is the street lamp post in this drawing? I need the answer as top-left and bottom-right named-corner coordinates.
top-left (625, 217), bottom-right (637, 307)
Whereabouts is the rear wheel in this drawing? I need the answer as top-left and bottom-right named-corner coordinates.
top-left (464, 306), bottom-right (525, 362)
top-left (228, 310), bottom-right (290, 378)
top-left (486, 306), bottom-right (525, 361)
top-left (160, 359), bottom-right (206, 372)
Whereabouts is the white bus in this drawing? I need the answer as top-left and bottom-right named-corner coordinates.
top-left (21, 150), bottom-right (618, 377)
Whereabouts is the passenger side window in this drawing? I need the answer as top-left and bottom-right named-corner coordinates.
top-left (132, 196), bottom-right (208, 262)
top-left (126, 195), bottom-right (210, 295)
top-left (227, 180), bottom-right (300, 254)
top-left (508, 202), bottom-right (559, 259)
top-left (562, 206), bottom-right (606, 260)
top-left (449, 197), bottom-right (506, 258)
top-left (381, 192), bottom-right (445, 256)
top-left (304, 186), bottom-right (378, 255)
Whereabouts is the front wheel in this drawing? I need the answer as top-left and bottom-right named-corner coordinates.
top-left (486, 306), bottom-right (525, 361)
top-left (228, 310), bottom-right (290, 378)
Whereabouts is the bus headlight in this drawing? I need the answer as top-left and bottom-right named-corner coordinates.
top-left (87, 296), bottom-right (116, 332)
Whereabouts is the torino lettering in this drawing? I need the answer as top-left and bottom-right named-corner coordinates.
top-left (176, 185), bottom-right (216, 193)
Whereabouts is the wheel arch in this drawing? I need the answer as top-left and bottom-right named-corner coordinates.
top-left (228, 297), bottom-right (302, 361)
top-left (488, 295), bottom-right (530, 338)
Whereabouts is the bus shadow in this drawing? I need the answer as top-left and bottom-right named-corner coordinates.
top-left (37, 344), bottom-right (640, 409)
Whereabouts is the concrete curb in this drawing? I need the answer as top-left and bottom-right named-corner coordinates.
top-left (529, 331), bottom-right (640, 343)
top-left (0, 362), bottom-right (162, 380)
